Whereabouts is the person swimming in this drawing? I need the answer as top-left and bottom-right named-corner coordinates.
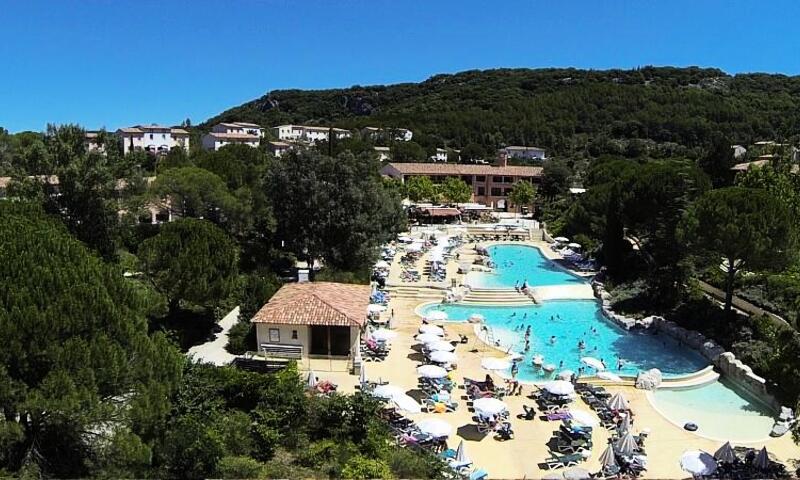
top-left (549, 336), bottom-right (556, 344)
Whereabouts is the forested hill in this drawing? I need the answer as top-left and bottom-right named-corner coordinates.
top-left (204, 67), bottom-right (800, 157)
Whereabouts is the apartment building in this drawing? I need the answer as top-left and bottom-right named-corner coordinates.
top-left (202, 122), bottom-right (264, 151)
top-left (272, 124), bottom-right (352, 143)
top-left (116, 124), bottom-right (190, 155)
top-left (362, 126), bottom-right (413, 142)
top-left (500, 145), bottom-right (546, 161)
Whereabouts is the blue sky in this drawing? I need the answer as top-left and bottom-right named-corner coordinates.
top-left (1, 0), bottom-right (799, 132)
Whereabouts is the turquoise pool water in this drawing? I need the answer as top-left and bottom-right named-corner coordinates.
top-left (467, 244), bottom-right (584, 289)
top-left (651, 379), bottom-right (775, 441)
top-left (421, 301), bottom-right (709, 381)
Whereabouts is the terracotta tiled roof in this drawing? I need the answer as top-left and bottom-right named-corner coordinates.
top-left (251, 282), bottom-right (370, 327)
top-left (384, 162), bottom-right (543, 177)
top-left (419, 207), bottom-right (461, 217)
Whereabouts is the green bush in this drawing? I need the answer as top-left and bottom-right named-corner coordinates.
top-left (340, 455), bottom-right (393, 480)
top-left (214, 456), bottom-right (265, 479)
top-left (385, 447), bottom-right (450, 479)
top-left (226, 321), bottom-right (255, 354)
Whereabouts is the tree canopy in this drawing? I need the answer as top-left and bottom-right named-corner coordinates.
top-left (0, 202), bottom-right (182, 477)
top-left (438, 177), bottom-right (471, 204)
top-left (139, 218), bottom-right (239, 312)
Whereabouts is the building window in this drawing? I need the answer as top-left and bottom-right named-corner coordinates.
top-left (493, 176), bottom-right (503, 183)
top-left (149, 134), bottom-right (153, 140)
top-left (476, 175), bottom-right (486, 182)
top-left (477, 187), bottom-right (485, 196)
top-left (491, 187), bottom-right (502, 196)
top-left (268, 328), bottom-right (280, 343)
top-left (504, 188), bottom-right (512, 196)
top-left (291, 330), bottom-right (298, 340)
top-left (504, 176), bottom-right (514, 183)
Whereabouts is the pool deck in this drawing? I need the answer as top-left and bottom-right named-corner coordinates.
top-left (315, 235), bottom-right (800, 479)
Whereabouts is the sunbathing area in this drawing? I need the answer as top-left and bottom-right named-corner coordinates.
top-left (300, 224), bottom-right (800, 479)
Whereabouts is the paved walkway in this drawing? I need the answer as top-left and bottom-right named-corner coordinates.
top-left (188, 306), bottom-right (240, 366)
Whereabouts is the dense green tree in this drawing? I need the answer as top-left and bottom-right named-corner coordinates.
top-left (698, 135), bottom-right (736, 187)
top-left (460, 142), bottom-right (487, 162)
top-left (390, 141), bottom-right (426, 162)
top-left (139, 219), bottom-right (239, 313)
top-left (405, 175), bottom-right (437, 202)
top-left (0, 202), bottom-right (182, 477)
top-left (438, 177), bottom-right (471, 204)
top-left (268, 150), bottom-right (405, 270)
top-left (539, 160), bottom-right (571, 198)
top-left (680, 187), bottom-right (797, 315)
top-left (149, 167), bottom-right (248, 235)
top-left (45, 123), bottom-right (86, 168)
top-left (509, 180), bottom-right (536, 212)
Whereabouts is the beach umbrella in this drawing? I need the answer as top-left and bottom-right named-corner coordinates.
top-left (398, 235), bottom-right (413, 243)
top-left (569, 410), bottom-right (598, 427)
top-left (374, 260), bottom-right (390, 269)
top-left (599, 445), bottom-right (618, 470)
top-left (554, 236), bottom-right (569, 243)
top-left (562, 468), bottom-right (591, 480)
top-left (417, 364), bottom-right (448, 379)
top-left (359, 366), bottom-right (367, 386)
top-left (416, 333), bottom-right (442, 344)
top-left (615, 432), bottom-right (638, 457)
top-left (372, 384), bottom-right (404, 400)
top-left (557, 370), bottom-right (575, 380)
top-left (306, 371), bottom-right (317, 389)
top-left (581, 357), bottom-right (606, 371)
top-left (392, 393), bottom-right (422, 414)
top-left (428, 340), bottom-right (456, 352)
top-left (371, 328), bottom-right (397, 342)
top-left (568, 242), bottom-right (582, 250)
top-left (597, 371), bottom-right (623, 382)
top-left (607, 392), bottom-right (630, 411)
top-left (367, 304), bottom-right (387, 314)
top-left (543, 380), bottom-right (575, 396)
top-left (406, 243), bottom-right (423, 252)
top-left (419, 324), bottom-right (445, 336)
top-left (455, 439), bottom-right (470, 463)
top-left (429, 350), bottom-right (458, 364)
top-left (680, 450), bottom-right (717, 476)
top-left (473, 397), bottom-right (509, 416)
top-left (753, 447), bottom-right (770, 470)
top-left (714, 442), bottom-right (737, 464)
top-left (417, 418), bottom-right (452, 438)
top-left (481, 357), bottom-right (511, 371)
top-left (468, 313), bottom-right (485, 323)
top-left (426, 311), bottom-right (448, 321)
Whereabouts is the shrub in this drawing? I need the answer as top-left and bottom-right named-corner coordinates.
top-left (340, 455), bottom-right (393, 479)
top-left (214, 456), bottom-right (265, 479)
top-left (226, 321), bottom-right (255, 354)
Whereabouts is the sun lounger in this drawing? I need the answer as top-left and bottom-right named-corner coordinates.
top-left (467, 468), bottom-right (488, 480)
top-left (543, 453), bottom-right (584, 469)
top-left (546, 412), bottom-right (571, 421)
top-left (423, 398), bottom-right (459, 413)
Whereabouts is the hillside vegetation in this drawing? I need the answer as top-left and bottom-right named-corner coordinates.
top-left (205, 67), bottom-right (800, 157)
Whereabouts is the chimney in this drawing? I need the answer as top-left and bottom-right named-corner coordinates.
top-left (496, 150), bottom-right (508, 167)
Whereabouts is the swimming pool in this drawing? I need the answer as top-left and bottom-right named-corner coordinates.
top-left (466, 244), bottom-right (585, 289)
top-left (650, 379), bottom-right (775, 442)
top-left (420, 301), bottom-right (709, 381)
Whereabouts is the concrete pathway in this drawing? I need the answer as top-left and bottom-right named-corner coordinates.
top-left (188, 306), bottom-right (240, 366)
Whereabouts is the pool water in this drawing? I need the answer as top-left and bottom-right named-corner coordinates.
top-left (651, 379), bottom-right (775, 442)
top-left (467, 244), bottom-right (585, 289)
top-left (420, 301), bottom-right (709, 381)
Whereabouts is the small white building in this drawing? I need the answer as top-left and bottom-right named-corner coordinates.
top-left (117, 124), bottom-right (190, 155)
top-left (84, 131), bottom-right (105, 154)
top-left (251, 282), bottom-right (370, 360)
top-left (201, 122), bottom-right (264, 151)
top-left (374, 146), bottom-right (391, 161)
top-left (431, 148), bottom-right (460, 162)
top-left (269, 141), bottom-right (294, 158)
top-left (362, 126), bottom-right (413, 142)
top-left (272, 124), bottom-right (352, 144)
top-left (731, 145), bottom-right (747, 159)
top-left (501, 146), bottom-right (546, 161)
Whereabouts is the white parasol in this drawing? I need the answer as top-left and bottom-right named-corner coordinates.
top-left (374, 260), bottom-right (390, 269)
top-left (615, 432), bottom-right (638, 456)
top-left (417, 418), bottom-right (453, 438)
top-left (543, 380), bottom-right (575, 396)
top-left (554, 236), bottom-right (569, 243)
top-left (426, 311), bottom-right (448, 321)
top-left (481, 357), bottom-right (511, 371)
top-left (607, 392), bottom-right (630, 411)
top-left (568, 410), bottom-right (598, 427)
top-left (367, 304), bottom-right (387, 314)
top-left (417, 364), bottom-right (448, 379)
top-left (372, 384), bottom-right (404, 399)
top-left (568, 242), bottom-right (582, 250)
top-left (558, 370), bottom-right (575, 380)
top-left (473, 397), bottom-right (509, 416)
top-left (371, 328), bottom-right (397, 342)
top-left (599, 445), bottom-right (618, 469)
top-left (429, 350), bottom-right (458, 364)
top-left (392, 393), bottom-right (422, 414)
top-left (419, 324), bottom-right (445, 336)
top-left (306, 370), bottom-right (317, 389)
top-left (680, 450), bottom-right (717, 476)
top-left (428, 340), bottom-right (456, 352)
top-left (416, 333), bottom-right (442, 344)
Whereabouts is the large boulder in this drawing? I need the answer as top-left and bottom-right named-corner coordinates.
top-left (635, 369), bottom-right (663, 390)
